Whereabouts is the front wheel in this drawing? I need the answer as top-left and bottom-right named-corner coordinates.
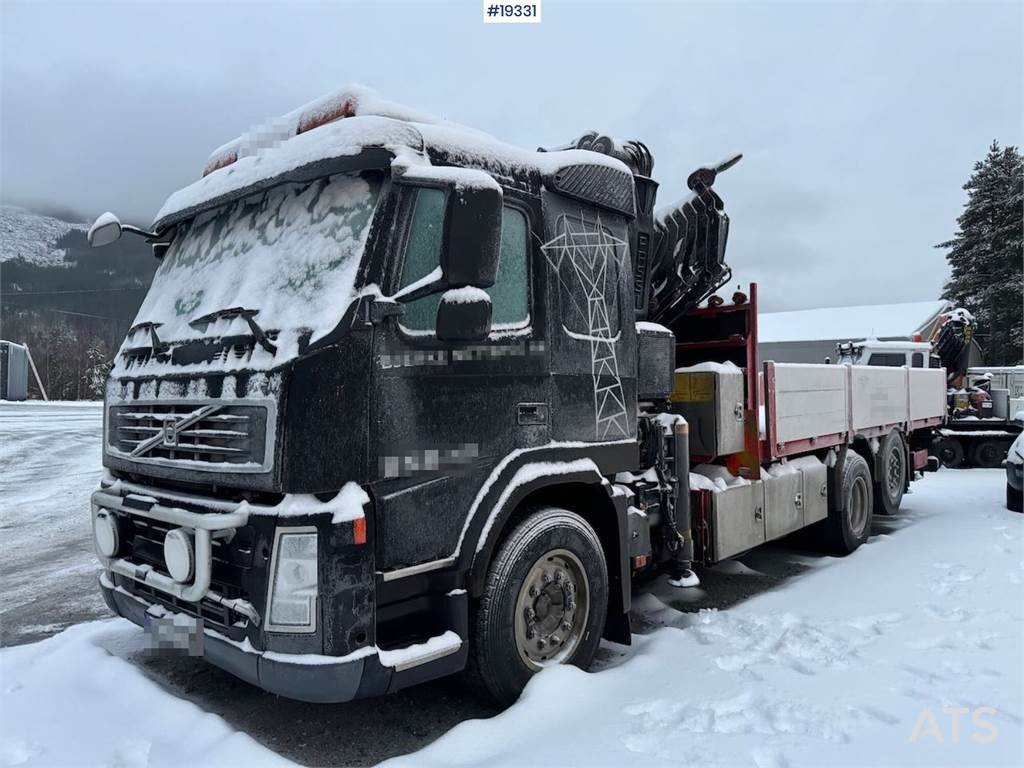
top-left (466, 507), bottom-right (609, 707)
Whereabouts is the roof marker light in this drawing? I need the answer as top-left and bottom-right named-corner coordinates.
top-left (202, 150), bottom-right (238, 177)
top-left (296, 99), bottom-right (355, 136)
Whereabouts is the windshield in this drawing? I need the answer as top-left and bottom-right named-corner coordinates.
top-left (121, 171), bottom-right (381, 372)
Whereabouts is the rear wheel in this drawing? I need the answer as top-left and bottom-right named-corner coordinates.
top-left (466, 507), bottom-right (608, 707)
top-left (970, 440), bottom-right (1006, 469)
top-left (819, 451), bottom-right (873, 555)
top-left (873, 431), bottom-right (906, 516)
top-left (934, 437), bottom-right (964, 468)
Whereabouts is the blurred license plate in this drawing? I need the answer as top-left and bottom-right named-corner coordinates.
top-left (143, 612), bottom-right (204, 656)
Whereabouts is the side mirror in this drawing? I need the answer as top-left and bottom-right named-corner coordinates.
top-left (436, 287), bottom-right (492, 342)
top-left (394, 166), bottom-right (503, 289)
top-left (88, 212), bottom-right (122, 247)
top-left (442, 180), bottom-right (502, 288)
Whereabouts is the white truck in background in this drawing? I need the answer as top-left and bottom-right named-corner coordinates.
top-left (838, 338), bottom-right (1023, 468)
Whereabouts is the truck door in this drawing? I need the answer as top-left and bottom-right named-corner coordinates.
top-left (371, 184), bottom-right (549, 571)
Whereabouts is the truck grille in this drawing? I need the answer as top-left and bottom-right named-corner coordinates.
top-left (108, 401), bottom-right (272, 471)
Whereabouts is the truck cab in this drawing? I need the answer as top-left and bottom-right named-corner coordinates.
top-left (90, 87), bottom-right (676, 705)
top-left (835, 339), bottom-right (938, 368)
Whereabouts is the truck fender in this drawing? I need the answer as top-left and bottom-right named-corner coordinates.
top-left (462, 458), bottom-right (631, 641)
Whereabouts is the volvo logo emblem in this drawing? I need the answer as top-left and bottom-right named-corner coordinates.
top-left (162, 417), bottom-right (179, 447)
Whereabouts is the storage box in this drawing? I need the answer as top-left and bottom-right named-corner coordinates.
top-left (670, 366), bottom-right (745, 456)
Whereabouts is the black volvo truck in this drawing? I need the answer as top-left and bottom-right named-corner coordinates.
top-left (88, 86), bottom-right (934, 706)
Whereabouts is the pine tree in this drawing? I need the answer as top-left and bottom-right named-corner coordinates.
top-left (83, 340), bottom-right (111, 400)
top-left (937, 141), bottom-right (1024, 365)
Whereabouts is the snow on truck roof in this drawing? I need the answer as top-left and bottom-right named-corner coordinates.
top-left (154, 84), bottom-right (631, 227)
top-left (758, 299), bottom-right (951, 343)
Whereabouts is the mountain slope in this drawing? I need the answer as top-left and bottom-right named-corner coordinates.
top-left (0, 205), bottom-right (86, 268)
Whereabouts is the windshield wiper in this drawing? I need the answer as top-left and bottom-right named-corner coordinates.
top-left (189, 307), bottom-right (278, 354)
top-left (125, 321), bottom-right (170, 357)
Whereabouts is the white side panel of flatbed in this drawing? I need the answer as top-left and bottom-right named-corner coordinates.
top-left (772, 364), bottom-right (847, 444)
top-left (909, 368), bottom-right (947, 421)
top-left (850, 366), bottom-right (906, 430)
top-left (764, 362), bottom-right (946, 456)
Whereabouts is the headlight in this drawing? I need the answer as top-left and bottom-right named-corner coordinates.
top-left (266, 528), bottom-right (318, 632)
top-left (163, 528), bottom-right (195, 583)
top-left (93, 509), bottom-right (121, 558)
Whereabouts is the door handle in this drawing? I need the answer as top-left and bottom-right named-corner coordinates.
top-left (517, 403), bottom-right (548, 426)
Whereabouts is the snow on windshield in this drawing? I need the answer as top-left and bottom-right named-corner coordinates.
top-left (121, 172), bottom-right (380, 374)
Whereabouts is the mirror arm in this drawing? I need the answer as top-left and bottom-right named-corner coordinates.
top-left (121, 224), bottom-right (162, 241)
top-left (391, 267), bottom-right (445, 304)
top-left (370, 300), bottom-right (404, 323)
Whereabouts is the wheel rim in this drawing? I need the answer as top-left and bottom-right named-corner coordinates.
top-left (848, 476), bottom-right (869, 537)
top-left (513, 548), bottom-right (590, 671)
top-left (885, 445), bottom-right (904, 498)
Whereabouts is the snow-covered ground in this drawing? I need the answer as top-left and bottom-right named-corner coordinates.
top-left (394, 468), bottom-right (1023, 768)
top-left (0, 402), bottom-right (107, 645)
top-left (1, 402), bottom-right (1021, 767)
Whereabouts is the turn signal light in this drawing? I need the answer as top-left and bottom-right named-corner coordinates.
top-left (353, 517), bottom-right (367, 545)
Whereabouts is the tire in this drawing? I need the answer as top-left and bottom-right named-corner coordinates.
top-left (934, 437), bottom-right (965, 468)
top-left (873, 432), bottom-right (906, 516)
top-left (1007, 483), bottom-right (1023, 513)
top-left (819, 452), bottom-right (873, 555)
top-left (970, 440), bottom-right (1006, 469)
top-left (466, 507), bottom-right (609, 707)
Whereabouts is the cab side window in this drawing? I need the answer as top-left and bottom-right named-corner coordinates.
top-left (490, 207), bottom-right (529, 329)
top-left (398, 188), bottom-right (446, 332)
top-left (911, 352), bottom-right (924, 368)
top-left (398, 189), bottom-right (530, 336)
top-left (867, 353), bottom-right (906, 367)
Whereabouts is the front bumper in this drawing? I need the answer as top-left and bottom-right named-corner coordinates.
top-left (93, 476), bottom-right (467, 702)
top-left (91, 475), bottom-right (384, 701)
top-left (100, 574), bottom-right (390, 702)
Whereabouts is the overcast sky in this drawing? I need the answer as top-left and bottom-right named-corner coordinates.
top-left (1, 1), bottom-right (1021, 311)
